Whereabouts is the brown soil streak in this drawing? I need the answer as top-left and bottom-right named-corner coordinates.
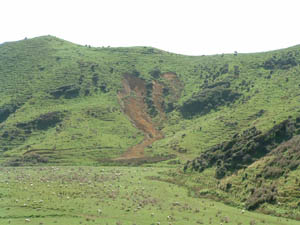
top-left (116, 74), bottom-right (164, 160)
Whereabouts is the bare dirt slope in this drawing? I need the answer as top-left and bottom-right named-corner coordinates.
top-left (116, 74), bottom-right (164, 159)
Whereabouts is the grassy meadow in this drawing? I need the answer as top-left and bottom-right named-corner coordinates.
top-left (1, 166), bottom-right (299, 225)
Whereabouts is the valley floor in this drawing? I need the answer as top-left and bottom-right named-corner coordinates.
top-left (0, 166), bottom-right (298, 225)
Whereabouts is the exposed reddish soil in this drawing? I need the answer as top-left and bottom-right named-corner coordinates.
top-left (116, 74), bottom-right (164, 160)
top-left (115, 72), bottom-right (183, 161)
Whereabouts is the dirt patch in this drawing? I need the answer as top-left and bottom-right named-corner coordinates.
top-left (116, 74), bottom-right (164, 160)
top-left (115, 72), bottom-right (183, 160)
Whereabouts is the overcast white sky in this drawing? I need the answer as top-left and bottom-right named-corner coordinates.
top-left (1, 0), bottom-right (300, 55)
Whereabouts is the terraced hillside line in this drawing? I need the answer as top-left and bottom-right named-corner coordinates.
top-left (116, 74), bottom-right (164, 159)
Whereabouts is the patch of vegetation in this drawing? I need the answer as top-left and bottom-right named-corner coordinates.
top-left (16, 111), bottom-right (64, 130)
top-left (0, 103), bottom-right (19, 123)
top-left (185, 116), bottom-right (300, 178)
top-left (245, 185), bottom-right (278, 210)
top-left (101, 154), bottom-right (176, 166)
top-left (145, 82), bottom-right (159, 117)
top-left (4, 153), bottom-right (49, 166)
top-left (261, 135), bottom-right (300, 178)
top-left (263, 51), bottom-right (299, 70)
top-left (0, 99), bottom-right (25, 123)
top-left (49, 85), bottom-right (80, 99)
top-left (180, 82), bottom-right (241, 118)
top-left (149, 68), bottom-right (161, 79)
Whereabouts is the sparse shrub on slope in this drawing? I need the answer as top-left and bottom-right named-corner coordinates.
top-left (225, 136), bottom-right (300, 213)
top-left (263, 51), bottom-right (299, 70)
top-left (16, 111), bottom-right (64, 130)
top-left (0, 111), bottom-right (64, 152)
top-left (180, 82), bottom-right (241, 118)
top-left (49, 85), bottom-right (80, 99)
top-left (0, 99), bottom-right (26, 123)
top-left (185, 116), bottom-right (300, 178)
top-left (245, 185), bottom-right (277, 210)
top-left (4, 153), bottom-right (49, 166)
top-left (261, 135), bottom-right (300, 178)
top-left (149, 68), bottom-right (161, 79)
top-left (0, 103), bottom-right (19, 123)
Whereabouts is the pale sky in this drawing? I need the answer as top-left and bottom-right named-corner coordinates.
top-left (1, 0), bottom-right (300, 55)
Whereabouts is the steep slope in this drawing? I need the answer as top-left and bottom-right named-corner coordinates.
top-left (178, 117), bottom-right (300, 220)
top-left (227, 135), bottom-right (300, 212)
top-left (116, 74), bottom-right (164, 159)
top-left (115, 72), bottom-right (183, 162)
top-left (1, 36), bottom-right (300, 168)
top-left (186, 117), bottom-right (300, 177)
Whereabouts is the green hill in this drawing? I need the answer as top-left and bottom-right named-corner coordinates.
top-left (1, 35), bottom-right (300, 219)
top-left (1, 35), bottom-right (300, 165)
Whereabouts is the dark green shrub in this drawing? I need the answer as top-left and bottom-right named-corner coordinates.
top-left (245, 185), bottom-right (277, 210)
top-left (215, 166), bottom-right (227, 179)
top-left (180, 84), bottom-right (241, 118)
top-left (0, 102), bottom-right (21, 123)
top-left (131, 69), bottom-right (140, 77)
top-left (219, 64), bottom-right (229, 74)
top-left (4, 153), bottom-right (49, 166)
top-left (263, 52), bottom-right (298, 70)
top-left (185, 117), bottom-right (300, 177)
top-left (149, 68), bottom-right (161, 79)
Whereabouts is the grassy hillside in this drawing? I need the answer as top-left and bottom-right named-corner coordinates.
top-left (1, 35), bottom-right (300, 166)
top-left (181, 117), bottom-right (300, 220)
top-left (1, 36), bottom-right (300, 221)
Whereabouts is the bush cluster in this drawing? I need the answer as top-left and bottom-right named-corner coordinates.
top-left (185, 116), bottom-right (300, 179)
top-left (4, 153), bottom-right (49, 166)
top-left (263, 51), bottom-right (299, 70)
top-left (245, 185), bottom-right (277, 210)
top-left (180, 82), bottom-right (241, 118)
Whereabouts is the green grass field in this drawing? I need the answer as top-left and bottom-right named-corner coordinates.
top-left (1, 166), bottom-right (299, 225)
